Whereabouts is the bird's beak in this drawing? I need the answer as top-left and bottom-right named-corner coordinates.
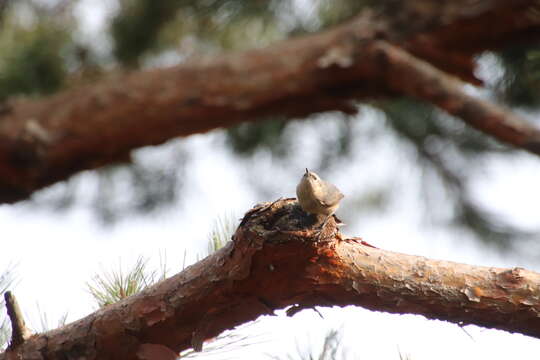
top-left (305, 168), bottom-right (309, 174)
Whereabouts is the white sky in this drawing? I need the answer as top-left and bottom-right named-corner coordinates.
top-left (1, 2), bottom-right (540, 359)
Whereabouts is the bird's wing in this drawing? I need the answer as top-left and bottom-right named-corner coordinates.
top-left (319, 182), bottom-right (344, 206)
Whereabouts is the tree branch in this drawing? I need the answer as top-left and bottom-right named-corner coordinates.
top-left (4, 291), bottom-right (32, 349)
top-left (1, 0), bottom-right (540, 203)
top-left (369, 40), bottom-right (540, 154)
top-left (2, 199), bottom-right (539, 360)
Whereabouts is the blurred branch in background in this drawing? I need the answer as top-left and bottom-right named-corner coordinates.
top-left (0, 0), bottom-right (537, 254)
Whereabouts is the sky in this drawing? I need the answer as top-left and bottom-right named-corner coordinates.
top-left (1, 2), bottom-right (540, 359)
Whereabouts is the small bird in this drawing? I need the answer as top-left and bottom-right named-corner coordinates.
top-left (296, 168), bottom-right (344, 228)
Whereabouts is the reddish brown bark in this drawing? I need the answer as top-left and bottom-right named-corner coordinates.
top-left (3, 199), bottom-right (540, 360)
top-left (1, 1), bottom-right (540, 203)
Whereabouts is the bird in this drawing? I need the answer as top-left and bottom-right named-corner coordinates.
top-left (296, 168), bottom-right (344, 230)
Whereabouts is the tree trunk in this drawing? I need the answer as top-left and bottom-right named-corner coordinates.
top-left (1, 0), bottom-right (540, 203)
top-left (3, 199), bottom-right (539, 360)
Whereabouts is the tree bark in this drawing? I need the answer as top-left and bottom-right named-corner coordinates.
top-left (3, 199), bottom-right (539, 360)
top-left (1, 0), bottom-right (540, 203)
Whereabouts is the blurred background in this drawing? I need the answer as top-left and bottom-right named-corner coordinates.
top-left (0, 0), bottom-right (540, 359)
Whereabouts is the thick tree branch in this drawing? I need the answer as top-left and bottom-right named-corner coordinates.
top-left (2, 199), bottom-right (539, 360)
top-left (1, 1), bottom-right (540, 203)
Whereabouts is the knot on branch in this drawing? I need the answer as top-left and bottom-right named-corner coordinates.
top-left (237, 198), bottom-right (342, 245)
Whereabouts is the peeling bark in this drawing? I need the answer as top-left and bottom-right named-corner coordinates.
top-left (3, 199), bottom-right (540, 360)
top-left (1, 1), bottom-right (540, 202)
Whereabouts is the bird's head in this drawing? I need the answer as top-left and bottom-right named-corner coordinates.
top-left (303, 168), bottom-right (321, 184)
